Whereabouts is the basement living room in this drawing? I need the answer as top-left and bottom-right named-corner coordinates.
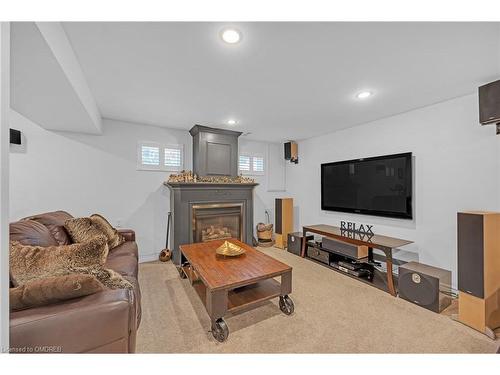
top-left (2, 11), bottom-right (500, 369)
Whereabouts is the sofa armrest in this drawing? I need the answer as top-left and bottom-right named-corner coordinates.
top-left (118, 229), bottom-right (135, 242)
top-left (10, 289), bottom-right (137, 353)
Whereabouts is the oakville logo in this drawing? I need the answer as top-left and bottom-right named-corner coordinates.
top-left (340, 220), bottom-right (374, 235)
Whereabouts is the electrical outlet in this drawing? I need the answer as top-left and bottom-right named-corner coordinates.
top-left (116, 218), bottom-right (123, 228)
top-left (264, 209), bottom-right (271, 223)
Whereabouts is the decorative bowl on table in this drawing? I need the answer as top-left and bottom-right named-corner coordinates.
top-left (216, 241), bottom-right (246, 257)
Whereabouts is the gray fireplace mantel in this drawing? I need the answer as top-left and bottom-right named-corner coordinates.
top-left (190, 125), bottom-right (242, 177)
top-left (165, 181), bottom-right (258, 265)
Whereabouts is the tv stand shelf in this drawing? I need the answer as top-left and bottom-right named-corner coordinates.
top-left (306, 241), bottom-right (397, 294)
top-left (306, 240), bottom-right (370, 263)
top-left (301, 224), bottom-right (413, 296)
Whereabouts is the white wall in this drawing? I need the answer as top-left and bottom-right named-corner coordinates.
top-left (239, 140), bottom-right (289, 227)
top-left (9, 114), bottom-right (283, 261)
top-left (0, 22), bottom-right (10, 352)
top-left (286, 93), bottom-right (499, 288)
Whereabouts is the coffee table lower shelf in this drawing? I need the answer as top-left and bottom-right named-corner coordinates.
top-left (193, 278), bottom-right (282, 314)
top-left (183, 268), bottom-right (294, 342)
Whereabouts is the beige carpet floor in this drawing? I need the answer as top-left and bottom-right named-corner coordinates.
top-left (136, 247), bottom-right (499, 353)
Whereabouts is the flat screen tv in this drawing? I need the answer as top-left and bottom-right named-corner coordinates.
top-left (321, 152), bottom-right (412, 219)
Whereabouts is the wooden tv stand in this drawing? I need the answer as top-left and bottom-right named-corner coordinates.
top-left (300, 224), bottom-right (413, 296)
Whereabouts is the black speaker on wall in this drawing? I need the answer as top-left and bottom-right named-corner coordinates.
top-left (284, 141), bottom-right (298, 164)
top-left (398, 261), bottom-right (451, 313)
top-left (10, 128), bottom-right (21, 145)
top-left (479, 79), bottom-right (500, 126)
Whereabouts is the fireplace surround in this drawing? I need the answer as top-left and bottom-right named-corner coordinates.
top-left (166, 182), bottom-right (257, 265)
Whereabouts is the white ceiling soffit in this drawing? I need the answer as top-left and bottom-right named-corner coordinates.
top-left (11, 22), bottom-right (102, 134)
top-left (62, 22), bottom-right (500, 142)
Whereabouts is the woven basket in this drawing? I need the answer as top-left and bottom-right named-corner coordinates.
top-left (257, 230), bottom-right (272, 240)
top-left (258, 239), bottom-right (275, 248)
top-left (257, 222), bottom-right (273, 241)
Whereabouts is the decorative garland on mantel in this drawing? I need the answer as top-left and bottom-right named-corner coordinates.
top-left (167, 170), bottom-right (255, 184)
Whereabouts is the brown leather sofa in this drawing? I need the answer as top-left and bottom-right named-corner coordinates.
top-left (9, 210), bottom-right (141, 353)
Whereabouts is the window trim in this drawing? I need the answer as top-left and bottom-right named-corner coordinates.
top-left (137, 141), bottom-right (184, 172)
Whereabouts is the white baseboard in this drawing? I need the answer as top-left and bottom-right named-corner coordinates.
top-left (139, 253), bottom-right (160, 263)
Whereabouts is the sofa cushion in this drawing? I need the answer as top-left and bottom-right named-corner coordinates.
top-left (10, 274), bottom-right (105, 311)
top-left (109, 241), bottom-right (139, 259)
top-left (65, 216), bottom-right (124, 250)
top-left (105, 253), bottom-right (138, 278)
top-left (10, 236), bottom-right (109, 286)
top-left (10, 220), bottom-right (58, 247)
top-left (23, 211), bottom-right (74, 245)
top-left (90, 214), bottom-right (125, 249)
top-left (117, 228), bottom-right (135, 242)
top-left (64, 217), bottom-right (105, 244)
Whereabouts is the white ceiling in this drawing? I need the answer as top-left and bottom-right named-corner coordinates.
top-left (62, 22), bottom-right (500, 142)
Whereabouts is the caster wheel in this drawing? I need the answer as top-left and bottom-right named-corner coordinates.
top-left (211, 318), bottom-right (229, 342)
top-left (485, 327), bottom-right (497, 340)
top-left (178, 267), bottom-right (187, 279)
top-left (279, 295), bottom-right (294, 315)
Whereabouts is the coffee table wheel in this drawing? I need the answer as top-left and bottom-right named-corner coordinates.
top-left (178, 267), bottom-right (187, 279)
top-left (211, 318), bottom-right (229, 343)
top-left (279, 295), bottom-right (294, 315)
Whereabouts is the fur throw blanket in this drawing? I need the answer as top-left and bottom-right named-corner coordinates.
top-left (10, 236), bottom-right (132, 290)
top-left (64, 214), bottom-right (125, 249)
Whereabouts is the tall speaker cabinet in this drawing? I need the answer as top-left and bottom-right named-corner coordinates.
top-left (457, 211), bottom-right (500, 339)
top-left (275, 198), bottom-right (293, 249)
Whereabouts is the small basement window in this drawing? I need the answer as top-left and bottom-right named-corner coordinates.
top-left (239, 154), bottom-right (265, 175)
top-left (138, 142), bottom-right (184, 171)
top-left (239, 155), bottom-right (251, 172)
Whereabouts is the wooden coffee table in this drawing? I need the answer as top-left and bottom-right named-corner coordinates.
top-left (179, 239), bottom-right (294, 342)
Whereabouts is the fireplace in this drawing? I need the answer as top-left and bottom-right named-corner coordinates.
top-left (192, 203), bottom-right (244, 243)
top-left (167, 182), bottom-right (256, 265)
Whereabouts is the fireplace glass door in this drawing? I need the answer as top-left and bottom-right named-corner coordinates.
top-left (192, 203), bottom-right (244, 243)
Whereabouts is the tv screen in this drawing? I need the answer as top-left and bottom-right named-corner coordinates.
top-left (321, 152), bottom-right (412, 219)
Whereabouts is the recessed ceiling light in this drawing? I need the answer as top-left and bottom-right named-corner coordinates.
top-left (356, 91), bottom-right (372, 99)
top-left (221, 28), bottom-right (241, 44)
top-left (227, 119), bottom-right (237, 126)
